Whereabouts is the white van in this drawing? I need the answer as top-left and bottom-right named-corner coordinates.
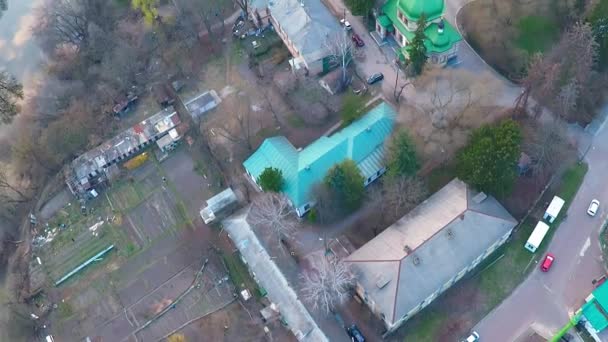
top-left (524, 221), bottom-right (550, 253)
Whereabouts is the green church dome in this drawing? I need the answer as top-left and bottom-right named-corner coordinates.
top-left (398, 0), bottom-right (445, 21)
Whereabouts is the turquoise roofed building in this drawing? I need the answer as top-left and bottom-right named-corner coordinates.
top-left (243, 101), bottom-right (396, 216)
top-left (579, 280), bottom-right (608, 338)
top-left (374, 0), bottom-right (462, 66)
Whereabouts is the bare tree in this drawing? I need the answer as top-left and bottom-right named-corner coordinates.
top-left (325, 32), bottom-right (359, 85)
top-left (383, 176), bottom-right (427, 222)
top-left (393, 68), bottom-right (411, 103)
top-left (523, 119), bottom-right (570, 177)
top-left (234, 0), bottom-right (252, 17)
top-left (300, 255), bottom-right (355, 314)
top-left (262, 88), bottom-right (280, 126)
top-left (0, 0), bottom-right (6, 19)
top-left (548, 22), bottom-right (597, 87)
top-left (0, 72), bottom-right (23, 125)
top-left (423, 74), bottom-right (476, 130)
top-left (212, 96), bottom-right (255, 153)
top-left (248, 193), bottom-right (298, 246)
top-left (310, 183), bottom-right (344, 225)
top-left (514, 54), bottom-right (561, 112)
top-left (556, 80), bottom-right (580, 120)
top-left (35, 0), bottom-right (94, 52)
top-left (0, 167), bottom-right (31, 205)
top-left (515, 22), bottom-right (598, 121)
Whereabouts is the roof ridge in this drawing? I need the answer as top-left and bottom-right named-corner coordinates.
top-left (466, 208), bottom-right (519, 225)
top-left (398, 207), bottom-right (468, 262)
top-left (391, 258), bottom-right (403, 323)
top-left (345, 259), bottom-right (402, 263)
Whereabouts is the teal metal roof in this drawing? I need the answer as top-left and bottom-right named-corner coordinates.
top-left (582, 281), bottom-right (608, 332)
top-left (243, 102), bottom-right (396, 208)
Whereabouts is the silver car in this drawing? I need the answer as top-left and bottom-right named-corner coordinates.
top-left (463, 331), bottom-right (479, 342)
top-left (588, 199), bottom-right (600, 216)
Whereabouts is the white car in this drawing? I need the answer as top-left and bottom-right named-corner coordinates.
top-left (463, 331), bottom-right (479, 342)
top-left (340, 18), bottom-right (352, 31)
top-left (588, 199), bottom-right (600, 216)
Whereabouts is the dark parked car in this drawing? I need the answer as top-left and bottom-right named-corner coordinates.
top-left (347, 324), bottom-right (365, 342)
top-left (366, 72), bottom-right (384, 85)
top-left (351, 33), bottom-right (364, 47)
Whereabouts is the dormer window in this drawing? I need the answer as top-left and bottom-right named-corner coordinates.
top-left (398, 10), bottom-right (408, 26)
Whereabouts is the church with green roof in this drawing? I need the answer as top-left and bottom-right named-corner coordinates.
top-left (375, 0), bottom-right (461, 66)
top-left (243, 102), bottom-right (396, 217)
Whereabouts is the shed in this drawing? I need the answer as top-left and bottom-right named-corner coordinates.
top-left (543, 196), bottom-right (565, 224)
top-left (183, 90), bottom-right (221, 121)
top-left (200, 188), bottom-right (239, 224)
top-left (156, 128), bottom-right (181, 152)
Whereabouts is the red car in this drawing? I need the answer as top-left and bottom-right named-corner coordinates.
top-left (352, 33), bottom-right (365, 47)
top-left (541, 253), bottom-right (555, 272)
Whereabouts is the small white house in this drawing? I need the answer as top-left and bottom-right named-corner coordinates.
top-left (543, 196), bottom-right (565, 223)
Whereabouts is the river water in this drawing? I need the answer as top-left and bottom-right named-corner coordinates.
top-left (0, 0), bottom-right (44, 136)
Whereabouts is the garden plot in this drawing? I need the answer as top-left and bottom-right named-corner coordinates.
top-left (123, 190), bottom-right (183, 247)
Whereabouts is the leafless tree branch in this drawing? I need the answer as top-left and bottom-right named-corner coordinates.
top-left (383, 176), bottom-right (427, 222)
top-left (324, 32), bottom-right (360, 85)
top-left (300, 255), bottom-right (355, 314)
top-left (523, 118), bottom-right (570, 177)
top-left (248, 193), bottom-right (298, 246)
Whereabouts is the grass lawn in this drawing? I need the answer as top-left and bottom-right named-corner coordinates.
top-left (516, 15), bottom-right (559, 54)
top-left (400, 162), bottom-right (588, 341)
top-left (287, 113), bottom-right (306, 128)
top-left (222, 252), bottom-right (263, 298)
top-left (426, 163), bottom-right (457, 193)
top-left (111, 181), bottom-right (143, 211)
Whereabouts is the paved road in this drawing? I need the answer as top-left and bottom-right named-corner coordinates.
top-left (474, 121), bottom-right (608, 341)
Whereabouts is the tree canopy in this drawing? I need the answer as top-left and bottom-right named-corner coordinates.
top-left (0, 71), bottom-right (24, 125)
top-left (345, 0), bottom-right (374, 16)
top-left (339, 93), bottom-right (365, 125)
top-left (0, 0), bottom-right (6, 19)
top-left (406, 14), bottom-right (428, 76)
top-left (324, 159), bottom-right (365, 211)
top-left (589, 0), bottom-right (608, 70)
top-left (456, 119), bottom-right (522, 197)
top-left (386, 129), bottom-right (419, 177)
top-left (132, 0), bottom-right (158, 25)
top-left (257, 167), bottom-right (284, 192)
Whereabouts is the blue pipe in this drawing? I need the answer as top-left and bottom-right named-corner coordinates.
top-left (54, 245), bottom-right (114, 286)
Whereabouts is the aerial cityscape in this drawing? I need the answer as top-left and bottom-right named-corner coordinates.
top-left (0, 0), bottom-right (607, 341)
